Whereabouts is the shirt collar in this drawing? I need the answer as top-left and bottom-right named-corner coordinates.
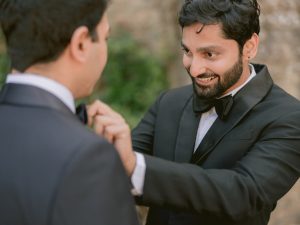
top-left (6, 73), bottom-right (75, 113)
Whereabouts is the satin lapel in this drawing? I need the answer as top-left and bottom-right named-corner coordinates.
top-left (192, 65), bottom-right (273, 164)
top-left (0, 83), bottom-right (74, 117)
top-left (174, 95), bottom-right (201, 163)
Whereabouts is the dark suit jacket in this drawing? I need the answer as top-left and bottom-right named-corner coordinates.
top-left (0, 83), bottom-right (139, 225)
top-left (132, 64), bottom-right (300, 225)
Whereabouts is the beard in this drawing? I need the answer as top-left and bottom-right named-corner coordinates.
top-left (189, 55), bottom-right (243, 99)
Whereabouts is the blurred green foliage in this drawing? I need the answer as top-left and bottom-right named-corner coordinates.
top-left (89, 33), bottom-right (169, 127)
top-left (0, 30), bottom-right (169, 128)
top-left (0, 54), bottom-right (9, 86)
top-left (0, 29), bottom-right (9, 86)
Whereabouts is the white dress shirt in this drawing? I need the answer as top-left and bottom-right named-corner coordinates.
top-left (6, 73), bottom-right (75, 113)
top-left (131, 64), bottom-right (257, 195)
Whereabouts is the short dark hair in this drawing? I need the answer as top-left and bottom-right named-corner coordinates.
top-left (0, 0), bottom-right (109, 72)
top-left (179, 0), bottom-right (260, 51)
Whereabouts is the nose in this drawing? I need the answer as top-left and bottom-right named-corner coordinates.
top-left (188, 58), bottom-right (207, 77)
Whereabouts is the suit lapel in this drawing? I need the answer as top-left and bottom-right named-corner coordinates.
top-left (0, 83), bottom-right (74, 118)
top-left (192, 65), bottom-right (273, 164)
top-left (174, 95), bottom-right (201, 163)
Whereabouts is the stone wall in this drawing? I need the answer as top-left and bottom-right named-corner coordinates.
top-left (108, 1), bottom-right (300, 224)
top-left (258, 0), bottom-right (300, 99)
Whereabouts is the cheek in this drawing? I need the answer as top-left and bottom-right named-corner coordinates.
top-left (207, 59), bottom-right (231, 77)
top-left (102, 47), bottom-right (108, 66)
top-left (100, 42), bottom-right (107, 55)
top-left (182, 55), bottom-right (191, 68)
top-left (98, 44), bottom-right (108, 68)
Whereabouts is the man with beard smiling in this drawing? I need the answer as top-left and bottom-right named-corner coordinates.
top-left (89, 0), bottom-right (300, 225)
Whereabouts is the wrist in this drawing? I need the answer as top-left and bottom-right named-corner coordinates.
top-left (125, 151), bottom-right (136, 176)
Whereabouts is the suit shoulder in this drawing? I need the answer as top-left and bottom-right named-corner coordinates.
top-left (36, 111), bottom-right (116, 161)
top-left (158, 84), bottom-right (193, 105)
top-left (163, 84), bottom-right (193, 98)
top-left (254, 84), bottom-right (300, 124)
top-left (268, 84), bottom-right (300, 110)
top-left (67, 132), bottom-right (118, 165)
top-left (66, 123), bottom-right (116, 157)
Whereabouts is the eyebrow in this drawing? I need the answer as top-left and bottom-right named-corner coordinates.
top-left (196, 24), bottom-right (205, 34)
top-left (181, 42), bottom-right (223, 52)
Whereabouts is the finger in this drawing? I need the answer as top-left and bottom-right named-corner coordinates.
top-left (102, 126), bottom-right (114, 144)
top-left (93, 115), bottom-right (125, 141)
top-left (94, 115), bottom-right (126, 130)
top-left (87, 100), bottom-right (113, 126)
top-left (93, 117), bottom-right (105, 136)
top-left (88, 100), bottom-right (124, 120)
top-left (87, 114), bottom-right (94, 128)
top-left (93, 100), bottom-right (113, 114)
top-left (87, 101), bottom-right (101, 127)
top-left (103, 123), bottom-right (131, 140)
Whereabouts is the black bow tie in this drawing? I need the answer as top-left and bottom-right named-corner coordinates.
top-left (76, 103), bottom-right (88, 124)
top-left (193, 94), bottom-right (234, 120)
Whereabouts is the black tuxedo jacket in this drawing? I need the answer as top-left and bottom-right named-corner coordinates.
top-left (0, 83), bottom-right (139, 225)
top-left (132, 64), bottom-right (300, 225)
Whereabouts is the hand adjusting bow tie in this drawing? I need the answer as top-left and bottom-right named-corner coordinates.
top-left (76, 103), bottom-right (88, 125)
top-left (193, 94), bottom-right (234, 120)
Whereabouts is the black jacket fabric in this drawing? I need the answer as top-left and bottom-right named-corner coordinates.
top-left (132, 64), bottom-right (300, 225)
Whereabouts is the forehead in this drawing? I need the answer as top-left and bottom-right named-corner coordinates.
top-left (182, 22), bottom-right (237, 49)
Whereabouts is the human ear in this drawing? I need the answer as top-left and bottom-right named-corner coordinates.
top-left (243, 33), bottom-right (259, 61)
top-left (69, 26), bottom-right (91, 63)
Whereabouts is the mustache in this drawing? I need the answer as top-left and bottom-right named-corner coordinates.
top-left (185, 68), bottom-right (219, 79)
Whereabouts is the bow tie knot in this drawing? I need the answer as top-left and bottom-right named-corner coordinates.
top-left (76, 103), bottom-right (88, 124)
top-left (193, 95), bottom-right (234, 120)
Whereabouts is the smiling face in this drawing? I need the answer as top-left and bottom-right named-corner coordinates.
top-left (182, 22), bottom-right (251, 99)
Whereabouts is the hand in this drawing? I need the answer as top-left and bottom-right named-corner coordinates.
top-left (87, 100), bottom-right (136, 176)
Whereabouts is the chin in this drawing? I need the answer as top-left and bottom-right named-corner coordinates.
top-left (74, 90), bottom-right (90, 100)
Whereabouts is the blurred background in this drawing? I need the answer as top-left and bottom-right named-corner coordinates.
top-left (0, 0), bottom-right (299, 224)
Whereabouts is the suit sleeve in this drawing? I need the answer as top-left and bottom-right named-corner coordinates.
top-left (135, 104), bottom-right (300, 220)
top-left (49, 138), bottom-right (139, 225)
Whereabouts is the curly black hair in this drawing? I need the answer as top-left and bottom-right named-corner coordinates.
top-left (179, 0), bottom-right (260, 51)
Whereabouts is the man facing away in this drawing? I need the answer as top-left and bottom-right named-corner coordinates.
top-left (0, 0), bottom-right (139, 224)
top-left (89, 0), bottom-right (300, 225)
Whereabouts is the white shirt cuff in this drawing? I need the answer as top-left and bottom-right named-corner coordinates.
top-left (130, 152), bottom-right (146, 196)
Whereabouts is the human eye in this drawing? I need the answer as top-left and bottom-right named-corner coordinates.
top-left (204, 51), bottom-right (217, 59)
top-left (181, 46), bottom-right (191, 56)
